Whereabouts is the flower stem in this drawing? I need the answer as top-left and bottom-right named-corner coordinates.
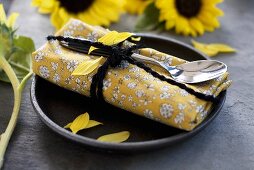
top-left (0, 56), bottom-right (21, 169)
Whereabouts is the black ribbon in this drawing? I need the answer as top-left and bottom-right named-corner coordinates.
top-left (47, 36), bottom-right (218, 103)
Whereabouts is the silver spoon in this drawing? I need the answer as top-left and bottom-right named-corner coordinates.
top-left (59, 38), bottom-right (227, 84)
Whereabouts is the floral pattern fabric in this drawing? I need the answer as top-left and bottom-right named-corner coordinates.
top-left (32, 19), bottom-right (231, 131)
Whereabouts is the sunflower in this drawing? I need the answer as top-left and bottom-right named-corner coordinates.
top-left (155, 0), bottom-right (224, 36)
top-left (31, 0), bottom-right (124, 30)
top-left (124, 0), bottom-right (152, 15)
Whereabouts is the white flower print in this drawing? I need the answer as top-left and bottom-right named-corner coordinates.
top-left (161, 55), bottom-right (172, 66)
top-left (178, 103), bottom-right (186, 111)
top-left (203, 90), bottom-right (212, 95)
top-left (161, 85), bottom-right (170, 91)
top-left (196, 105), bottom-right (204, 113)
top-left (144, 109), bottom-right (154, 119)
top-left (189, 100), bottom-right (197, 107)
top-left (87, 31), bottom-right (99, 41)
top-left (124, 75), bottom-right (131, 81)
top-left (216, 75), bottom-right (223, 82)
top-left (127, 82), bottom-right (137, 89)
top-left (55, 47), bottom-right (63, 55)
top-left (139, 98), bottom-right (152, 106)
top-left (67, 60), bottom-right (79, 72)
top-left (200, 110), bottom-right (208, 119)
top-left (113, 93), bottom-right (118, 100)
top-left (118, 60), bottom-right (130, 69)
top-left (81, 81), bottom-right (87, 89)
top-left (34, 51), bottom-right (44, 62)
top-left (160, 91), bottom-right (170, 99)
top-left (39, 66), bottom-right (50, 78)
top-left (174, 112), bottom-right (184, 124)
top-left (113, 86), bottom-right (120, 94)
top-left (160, 104), bottom-right (173, 118)
top-left (143, 75), bottom-right (150, 81)
top-left (129, 66), bottom-right (139, 73)
top-left (121, 94), bottom-right (126, 100)
top-left (103, 79), bottom-right (112, 90)
top-left (53, 73), bottom-right (60, 83)
top-left (128, 95), bottom-right (133, 102)
top-left (63, 30), bottom-right (74, 36)
top-left (180, 89), bottom-right (189, 96)
top-left (136, 90), bottom-right (145, 98)
top-left (65, 76), bottom-right (74, 85)
top-left (145, 84), bottom-right (155, 91)
top-left (75, 78), bottom-right (81, 84)
top-left (132, 102), bottom-right (138, 108)
top-left (88, 75), bottom-right (93, 82)
top-left (51, 62), bottom-right (58, 71)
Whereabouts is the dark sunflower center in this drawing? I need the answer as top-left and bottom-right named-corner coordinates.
top-left (58, 0), bottom-right (95, 14)
top-left (175, 0), bottom-right (202, 18)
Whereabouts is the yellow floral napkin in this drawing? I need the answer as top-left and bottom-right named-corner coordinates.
top-left (32, 19), bottom-right (231, 131)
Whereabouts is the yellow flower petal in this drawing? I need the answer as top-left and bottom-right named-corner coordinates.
top-left (64, 120), bottom-right (102, 129)
top-left (97, 131), bottom-right (130, 143)
top-left (189, 18), bottom-right (204, 35)
top-left (88, 46), bottom-right (99, 55)
top-left (64, 123), bottom-right (72, 129)
top-left (70, 113), bottom-right (90, 134)
top-left (6, 13), bottom-right (19, 28)
top-left (0, 4), bottom-right (7, 23)
top-left (192, 40), bottom-right (236, 57)
top-left (131, 36), bottom-right (141, 41)
top-left (72, 57), bottom-right (105, 76)
top-left (86, 120), bottom-right (103, 128)
top-left (98, 31), bottom-right (133, 46)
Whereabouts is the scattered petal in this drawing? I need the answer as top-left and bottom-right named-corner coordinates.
top-left (88, 46), bottom-right (99, 55)
top-left (72, 57), bottom-right (105, 76)
top-left (86, 120), bottom-right (103, 128)
top-left (192, 40), bottom-right (236, 57)
top-left (69, 113), bottom-right (90, 134)
top-left (97, 131), bottom-right (130, 143)
top-left (131, 36), bottom-right (141, 41)
top-left (64, 123), bottom-right (72, 129)
top-left (98, 31), bottom-right (133, 46)
top-left (64, 120), bottom-right (102, 130)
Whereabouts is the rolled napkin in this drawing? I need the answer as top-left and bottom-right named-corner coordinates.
top-left (32, 19), bottom-right (231, 131)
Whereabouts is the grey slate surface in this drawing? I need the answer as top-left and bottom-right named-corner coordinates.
top-left (1, 0), bottom-right (254, 169)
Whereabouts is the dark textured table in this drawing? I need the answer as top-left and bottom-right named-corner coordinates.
top-left (1, 0), bottom-right (254, 169)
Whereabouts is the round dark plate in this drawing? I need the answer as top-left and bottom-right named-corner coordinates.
top-left (31, 34), bottom-right (226, 152)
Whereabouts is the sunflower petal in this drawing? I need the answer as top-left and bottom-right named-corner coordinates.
top-left (88, 46), bottom-right (99, 54)
top-left (97, 131), bottom-right (130, 143)
top-left (72, 57), bottom-right (105, 76)
top-left (98, 31), bottom-right (133, 46)
top-left (131, 36), bottom-right (141, 41)
top-left (86, 120), bottom-right (103, 128)
top-left (192, 40), bottom-right (236, 57)
top-left (69, 113), bottom-right (90, 134)
top-left (64, 123), bottom-right (72, 129)
top-left (207, 43), bottom-right (236, 52)
top-left (64, 120), bottom-right (102, 130)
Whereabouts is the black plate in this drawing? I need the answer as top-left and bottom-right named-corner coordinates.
top-left (31, 34), bottom-right (226, 152)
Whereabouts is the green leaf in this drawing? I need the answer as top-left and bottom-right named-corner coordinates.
top-left (134, 3), bottom-right (161, 32)
top-left (0, 35), bottom-right (35, 82)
